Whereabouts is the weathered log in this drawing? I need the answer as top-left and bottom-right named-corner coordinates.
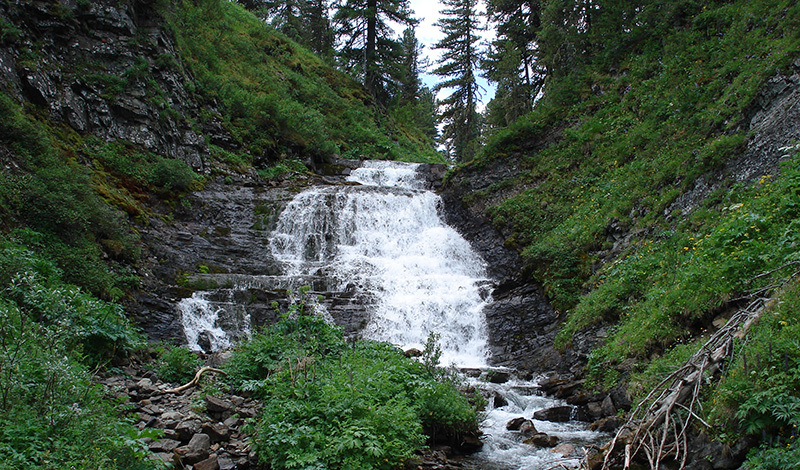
top-left (164, 367), bottom-right (228, 394)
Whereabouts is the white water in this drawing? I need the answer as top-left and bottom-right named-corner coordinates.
top-left (178, 160), bottom-right (603, 468)
top-left (178, 291), bottom-right (250, 352)
top-left (472, 378), bottom-right (607, 469)
top-left (269, 160), bottom-right (491, 367)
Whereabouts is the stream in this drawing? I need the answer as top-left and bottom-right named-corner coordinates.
top-left (177, 160), bottom-right (603, 469)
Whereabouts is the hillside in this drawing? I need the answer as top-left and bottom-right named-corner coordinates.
top-left (445, 0), bottom-right (800, 467)
top-left (0, 0), bottom-right (445, 468)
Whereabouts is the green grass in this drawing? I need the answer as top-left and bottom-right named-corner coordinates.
top-left (454, 0), bottom-right (800, 455)
top-left (164, 0), bottom-right (442, 164)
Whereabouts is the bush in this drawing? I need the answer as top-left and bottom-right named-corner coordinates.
top-left (225, 297), bottom-right (480, 469)
top-left (156, 345), bottom-right (203, 383)
top-left (0, 240), bottom-right (160, 469)
top-left (149, 158), bottom-right (199, 192)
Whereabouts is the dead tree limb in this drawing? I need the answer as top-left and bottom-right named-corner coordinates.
top-left (164, 366), bottom-right (228, 394)
top-left (589, 295), bottom-right (769, 470)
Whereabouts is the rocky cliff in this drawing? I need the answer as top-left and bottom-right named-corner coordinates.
top-left (1, 0), bottom-right (231, 171)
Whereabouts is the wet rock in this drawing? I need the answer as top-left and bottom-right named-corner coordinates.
top-left (524, 432), bottom-right (560, 448)
top-left (590, 415), bottom-right (622, 432)
top-left (506, 417), bottom-right (527, 431)
top-left (487, 370), bottom-right (511, 384)
top-left (518, 420), bottom-right (537, 435)
top-left (550, 443), bottom-right (576, 457)
top-left (404, 348), bottom-right (423, 357)
top-left (492, 392), bottom-right (508, 408)
top-left (533, 406), bottom-right (574, 423)
top-left (456, 434), bottom-right (483, 453)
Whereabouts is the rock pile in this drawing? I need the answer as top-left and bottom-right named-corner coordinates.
top-left (98, 367), bottom-right (261, 470)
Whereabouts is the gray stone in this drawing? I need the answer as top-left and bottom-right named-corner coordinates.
top-left (533, 406), bottom-right (574, 423)
top-left (205, 396), bottom-right (235, 414)
top-left (176, 419), bottom-right (202, 442)
top-left (601, 395), bottom-right (616, 417)
top-left (188, 433), bottom-right (211, 453)
top-left (524, 432), bottom-right (560, 448)
top-left (148, 438), bottom-right (181, 453)
top-left (202, 422), bottom-right (231, 443)
top-left (194, 454), bottom-right (220, 470)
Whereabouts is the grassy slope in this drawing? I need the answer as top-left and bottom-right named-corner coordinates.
top-left (458, 0), bottom-right (800, 458)
top-left (164, 0), bottom-right (442, 165)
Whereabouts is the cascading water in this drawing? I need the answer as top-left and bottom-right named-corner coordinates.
top-left (269, 160), bottom-right (491, 366)
top-left (177, 159), bottom-right (603, 469)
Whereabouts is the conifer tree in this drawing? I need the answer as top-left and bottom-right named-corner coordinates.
top-left (432, 0), bottom-right (484, 161)
top-left (483, 0), bottom-right (545, 128)
top-left (334, 0), bottom-right (417, 104)
top-left (238, 0), bottom-right (334, 58)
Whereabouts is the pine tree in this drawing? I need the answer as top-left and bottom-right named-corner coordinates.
top-left (237, 0), bottom-right (334, 57)
top-left (483, 0), bottom-right (545, 128)
top-left (334, 0), bottom-right (417, 104)
top-left (391, 28), bottom-right (438, 141)
top-left (432, 0), bottom-right (484, 161)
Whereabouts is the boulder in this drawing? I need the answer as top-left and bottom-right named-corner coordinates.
top-left (202, 422), bottom-right (231, 443)
top-left (518, 420), bottom-right (536, 435)
top-left (205, 395), bottom-right (235, 417)
top-left (533, 406), bottom-right (574, 422)
top-left (590, 416), bottom-right (622, 433)
top-left (487, 370), bottom-right (511, 384)
top-left (149, 438), bottom-right (181, 453)
top-left (176, 419), bottom-right (202, 442)
top-left (506, 417), bottom-right (527, 431)
top-left (194, 455), bottom-right (220, 470)
top-left (601, 395), bottom-right (616, 417)
top-left (493, 392), bottom-right (508, 408)
top-left (403, 348), bottom-right (423, 357)
top-left (551, 443), bottom-right (576, 457)
top-left (524, 432), bottom-right (560, 448)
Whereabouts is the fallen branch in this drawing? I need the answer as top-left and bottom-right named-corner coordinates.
top-left (164, 366), bottom-right (228, 394)
top-left (591, 295), bottom-right (770, 470)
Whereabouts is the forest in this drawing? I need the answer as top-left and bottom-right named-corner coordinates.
top-left (1, 0), bottom-right (800, 468)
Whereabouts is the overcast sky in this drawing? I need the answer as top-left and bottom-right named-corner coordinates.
top-left (404, 0), bottom-right (497, 107)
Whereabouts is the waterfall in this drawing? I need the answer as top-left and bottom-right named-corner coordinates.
top-left (269, 160), bottom-right (491, 367)
top-left (176, 159), bottom-right (604, 469)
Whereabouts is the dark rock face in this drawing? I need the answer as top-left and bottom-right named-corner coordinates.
top-left (0, 0), bottom-right (225, 170)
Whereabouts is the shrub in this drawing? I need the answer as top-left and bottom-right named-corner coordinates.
top-left (225, 296), bottom-right (480, 469)
top-left (156, 345), bottom-right (203, 383)
top-left (149, 158), bottom-right (199, 192)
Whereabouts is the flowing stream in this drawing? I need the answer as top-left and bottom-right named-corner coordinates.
top-left (177, 160), bottom-right (602, 469)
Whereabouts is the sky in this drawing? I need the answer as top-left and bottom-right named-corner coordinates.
top-left (404, 0), bottom-right (497, 108)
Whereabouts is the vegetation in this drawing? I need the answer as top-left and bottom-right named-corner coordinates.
top-left (454, 0), bottom-right (800, 462)
top-left (165, 0), bottom-right (442, 164)
top-left (224, 292), bottom-right (481, 469)
top-left (433, 0), bottom-right (485, 161)
top-left (0, 238), bottom-right (157, 470)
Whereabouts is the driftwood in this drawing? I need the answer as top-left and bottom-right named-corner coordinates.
top-left (587, 294), bottom-right (771, 470)
top-left (164, 366), bottom-right (228, 394)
